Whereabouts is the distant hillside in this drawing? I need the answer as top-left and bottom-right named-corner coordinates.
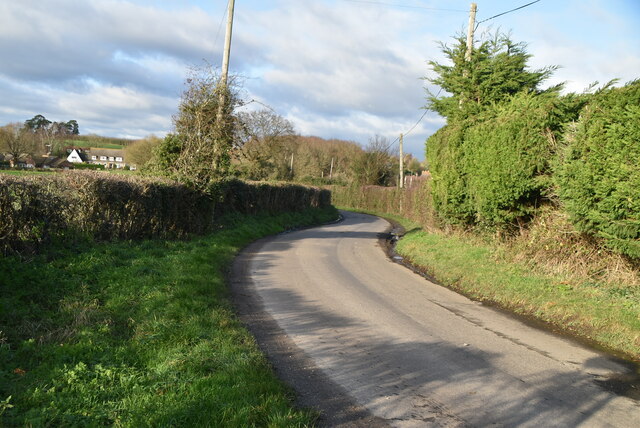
top-left (65, 135), bottom-right (136, 150)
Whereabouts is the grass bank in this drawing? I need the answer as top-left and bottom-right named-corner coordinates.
top-left (0, 207), bottom-right (337, 426)
top-left (340, 208), bottom-right (640, 361)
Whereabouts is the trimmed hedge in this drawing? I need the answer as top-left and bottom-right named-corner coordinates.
top-left (557, 81), bottom-right (640, 259)
top-left (0, 172), bottom-right (331, 255)
top-left (331, 178), bottom-right (437, 230)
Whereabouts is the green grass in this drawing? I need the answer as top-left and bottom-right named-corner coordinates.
top-left (66, 139), bottom-right (125, 150)
top-left (340, 207), bottom-right (640, 361)
top-left (71, 141), bottom-right (124, 149)
top-left (0, 207), bottom-right (337, 427)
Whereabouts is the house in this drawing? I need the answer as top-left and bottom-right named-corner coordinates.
top-left (86, 148), bottom-right (126, 169)
top-left (67, 148), bottom-right (87, 163)
top-left (37, 156), bottom-right (73, 170)
top-left (16, 156), bottom-right (36, 168)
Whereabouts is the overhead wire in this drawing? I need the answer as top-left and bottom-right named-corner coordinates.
top-left (476, 0), bottom-right (541, 25)
top-left (380, 107), bottom-right (429, 153)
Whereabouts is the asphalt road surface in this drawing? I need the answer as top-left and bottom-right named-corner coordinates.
top-left (231, 211), bottom-right (639, 427)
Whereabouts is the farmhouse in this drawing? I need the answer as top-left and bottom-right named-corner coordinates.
top-left (64, 147), bottom-right (128, 169)
top-left (86, 148), bottom-right (126, 169)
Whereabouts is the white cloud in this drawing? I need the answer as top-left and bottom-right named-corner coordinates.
top-left (0, 0), bottom-right (638, 160)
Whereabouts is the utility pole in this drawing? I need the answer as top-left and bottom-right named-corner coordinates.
top-left (329, 157), bottom-right (334, 179)
top-left (465, 3), bottom-right (477, 62)
top-left (399, 133), bottom-right (404, 189)
top-left (460, 2), bottom-right (477, 108)
top-left (221, 0), bottom-right (235, 88)
top-left (217, 0), bottom-right (236, 122)
top-left (290, 152), bottom-right (294, 175)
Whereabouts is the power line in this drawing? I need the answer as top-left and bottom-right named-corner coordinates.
top-left (403, 109), bottom-right (428, 137)
top-left (381, 108), bottom-right (429, 153)
top-left (477, 0), bottom-right (541, 25)
top-left (340, 0), bottom-right (466, 13)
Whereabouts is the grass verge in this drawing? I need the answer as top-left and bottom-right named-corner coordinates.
top-left (340, 207), bottom-right (640, 361)
top-left (0, 207), bottom-right (337, 427)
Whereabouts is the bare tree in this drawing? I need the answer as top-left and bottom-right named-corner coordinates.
top-left (0, 123), bottom-right (38, 166)
top-left (124, 135), bottom-right (162, 168)
top-left (352, 135), bottom-right (396, 186)
top-left (234, 109), bottom-right (296, 180)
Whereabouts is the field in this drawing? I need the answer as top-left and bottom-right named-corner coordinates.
top-left (64, 135), bottom-right (134, 150)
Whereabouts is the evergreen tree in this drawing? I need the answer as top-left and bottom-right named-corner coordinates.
top-left (426, 31), bottom-right (558, 120)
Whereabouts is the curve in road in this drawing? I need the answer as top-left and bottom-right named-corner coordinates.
top-left (231, 211), bottom-right (639, 427)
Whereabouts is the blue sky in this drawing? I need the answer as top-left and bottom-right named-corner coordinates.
top-left (1, 0), bottom-right (638, 159)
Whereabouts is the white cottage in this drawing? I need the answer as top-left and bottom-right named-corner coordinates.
top-left (66, 149), bottom-right (85, 163)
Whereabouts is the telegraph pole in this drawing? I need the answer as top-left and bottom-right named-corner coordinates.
top-left (399, 133), bottom-right (404, 189)
top-left (217, 0), bottom-right (236, 122)
top-left (221, 0), bottom-right (235, 88)
top-left (329, 157), bottom-right (334, 179)
top-left (290, 152), bottom-right (294, 175)
top-left (465, 3), bottom-right (477, 61)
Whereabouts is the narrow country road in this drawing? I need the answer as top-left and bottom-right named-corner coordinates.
top-left (231, 211), bottom-right (639, 427)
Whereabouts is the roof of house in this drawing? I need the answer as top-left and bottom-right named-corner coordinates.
top-left (88, 148), bottom-right (125, 158)
top-left (67, 149), bottom-right (90, 162)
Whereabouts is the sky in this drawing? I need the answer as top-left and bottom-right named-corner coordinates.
top-left (1, 0), bottom-right (639, 160)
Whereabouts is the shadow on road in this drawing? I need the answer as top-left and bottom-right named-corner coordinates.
top-left (232, 248), bottom-right (630, 426)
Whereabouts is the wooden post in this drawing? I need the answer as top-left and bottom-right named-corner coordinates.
top-left (220, 0), bottom-right (235, 88)
top-left (217, 0), bottom-right (235, 122)
top-left (399, 133), bottom-right (404, 189)
top-left (465, 3), bottom-right (477, 62)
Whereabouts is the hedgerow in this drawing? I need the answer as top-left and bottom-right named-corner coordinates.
top-left (426, 91), bottom-right (585, 230)
top-left (0, 172), bottom-right (331, 256)
top-left (425, 121), bottom-right (473, 225)
top-left (556, 81), bottom-right (640, 259)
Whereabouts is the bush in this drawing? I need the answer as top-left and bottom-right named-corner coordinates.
top-left (426, 121), bottom-right (473, 224)
top-left (556, 81), bottom-right (640, 259)
top-left (331, 178), bottom-right (437, 230)
top-left (0, 172), bottom-right (332, 256)
top-left (426, 91), bottom-right (584, 229)
top-left (73, 163), bottom-right (105, 170)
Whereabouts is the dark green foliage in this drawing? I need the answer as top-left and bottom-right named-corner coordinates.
top-left (426, 32), bottom-right (558, 121)
top-left (424, 30), bottom-right (574, 229)
top-left (218, 179), bottom-right (331, 216)
top-left (463, 92), bottom-right (584, 226)
top-left (557, 81), bottom-right (640, 258)
top-left (0, 172), bottom-right (332, 256)
top-left (72, 163), bottom-right (105, 170)
top-left (23, 114), bottom-right (51, 131)
top-left (427, 92), bottom-right (585, 228)
top-left (425, 121), bottom-right (472, 224)
top-left (145, 133), bottom-right (183, 178)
